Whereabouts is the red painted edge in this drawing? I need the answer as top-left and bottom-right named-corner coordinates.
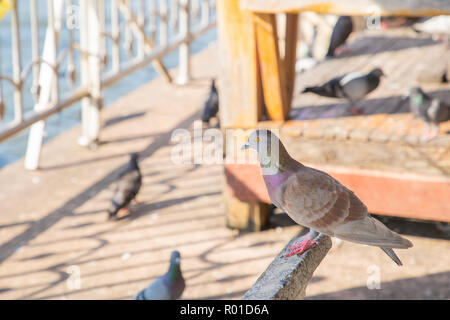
top-left (225, 163), bottom-right (450, 222)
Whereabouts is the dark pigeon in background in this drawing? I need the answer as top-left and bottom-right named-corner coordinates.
top-left (302, 68), bottom-right (384, 114)
top-left (135, 250), bottom-right (185, 300)
top-left (326, 16), bottom-right (353, 58)
top-left (201, 79), bottom-right (219, 125)
top-left (242, 129), bottom-right (413, 266)
top-left (107, 153), bottom-right (142, 220)
top-left (408, 86), bottom-right (450, 140)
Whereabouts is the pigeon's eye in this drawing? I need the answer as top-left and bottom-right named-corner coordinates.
top-left (255, 137), bottom-right (260, 143)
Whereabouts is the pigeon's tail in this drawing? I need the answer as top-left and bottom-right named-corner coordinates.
top-left (107, 202), bottom-right (120, 220)
top-left (135, 290), bottom-right (146, 300)
top-left (380, 247), bottom-right (403, 266)
top-left (302, 86), bottom-right (325, 95)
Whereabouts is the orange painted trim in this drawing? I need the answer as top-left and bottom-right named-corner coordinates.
top-left (225, 163), bottom-right (450, 222)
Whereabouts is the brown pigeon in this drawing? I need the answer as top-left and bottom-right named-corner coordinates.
top-left (242, 129), bottom-right (413, 265)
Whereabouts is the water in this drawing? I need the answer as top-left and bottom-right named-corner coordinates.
top-left (0, 2), bottom-right (216, 168)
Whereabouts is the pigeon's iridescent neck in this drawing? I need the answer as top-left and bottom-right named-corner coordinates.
top-left (263, 169), bottom-right (292, 190)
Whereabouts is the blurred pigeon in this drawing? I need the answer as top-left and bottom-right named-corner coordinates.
top-left (380, 17), bottom-right (420, 30)
top-left (242, 130), bottom-right (413, 266)
top-left (201, 79), bottom-right (219, 125)
top-left (408, 86), bottom-right (450, 140)
top-left (302, 68), bottom-right (384, 114)
top-left (326, 16), bottom-right (353, 58)
top-left (135, 250), bottom-right (185, 300)
top-left (107, 153), bottom-right (142, 220)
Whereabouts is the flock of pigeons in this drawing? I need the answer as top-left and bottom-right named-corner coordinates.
top-left (301, 15), bottom-right (449, 140)
top-left (103, 16), bottom-right (449, 300)
top-left (105, 80), bottom-right (219, 299)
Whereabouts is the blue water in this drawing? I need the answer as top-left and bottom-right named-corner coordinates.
top-left (0, 2), bottom-right (216, 168)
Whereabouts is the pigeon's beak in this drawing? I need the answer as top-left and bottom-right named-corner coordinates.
top-left (241, 142), bottom-right (250, 150)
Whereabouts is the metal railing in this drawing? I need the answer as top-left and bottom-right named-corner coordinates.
top-left (0, 0), bottom-right (216, 169)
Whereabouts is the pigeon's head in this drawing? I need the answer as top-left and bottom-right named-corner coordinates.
top-left (210, 79), bottom-right (217, 92)
top-left (409, 86), bottom-right (424, 97)
top-left (241, 129), bottom-right (279, 154)
top-left (170, 250), bottom-right (181, 265)
top-left (370, 68), bottom-right (384, 78)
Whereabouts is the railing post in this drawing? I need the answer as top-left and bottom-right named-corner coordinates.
top-left (24, 0), bottom-right (64, 170)
top-left (176, 0), bottom-right (191, 85)
top-left (77, 0), bottom-right (102, 148)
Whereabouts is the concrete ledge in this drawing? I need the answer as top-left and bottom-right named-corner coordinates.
top-left (242, 233), bottom-right (332, 300)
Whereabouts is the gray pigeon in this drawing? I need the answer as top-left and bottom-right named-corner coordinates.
top-left (107, 153), bottom-right (142, 220)
top-left (408, 86), bottom-right (450, 140)
top-left (326, 16), bottom-right (353, 58)
top-left (242, 129), bottom-right (413, 266)
top-left (201, 79), bottom-right (219, 125)
top-left (302, 68), bottom-right (384, 114)
top-left (135, 250), bottom-right (185, 300)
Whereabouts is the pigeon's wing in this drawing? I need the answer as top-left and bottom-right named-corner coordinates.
top-left (279, 168), bottom-right (368, 235)
top-left (135, 278), bottom-right (171, 300)
top-left (327, 16), bottom-right (353, 56)
top-left (428, 99), bottom-right (450, 123)
top-left (338, 73), bottom-right (369, 101)
top-left (112, 170), bottom-right (142, 207)
top-left (280, 167), bottom-right (412, 249)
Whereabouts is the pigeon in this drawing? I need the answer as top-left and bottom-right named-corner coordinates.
top-left (326, 16), bottom-right (353, 58)
top-left (201, 79), bottom-right (219, 125)
top-left (135, 250), bottom-right (185, 300)
top-left (107, 152), bottom-right (142, 220)
top-left (242, 129), bottom-right (413, 266)
top-left (408, 86), bottom-right (450, 140)
top-left (302, 68), bottom-right (384, 114)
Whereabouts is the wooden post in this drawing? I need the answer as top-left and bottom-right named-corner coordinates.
top-left (283, 13), bottom-right (298, 108)
top-left (254, 13), bottom-right (290, 120)
top-left (217, 0), bottom-right (268, 230)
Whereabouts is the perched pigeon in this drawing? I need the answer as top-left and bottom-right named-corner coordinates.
top-left (107, 153), bottom-right (142, 220)
top-left (326, 16), bottom-right (353, 58)
top-left (242, 129), bottom-right (413, 266)
top-left (201, 79), bottom-right (219, 125)
top-left (302, 68), bottom-right (384, 114)
top-left (135, 250), bottom-right (185, 300)
top-left (408, 86), bottom-right (450, 140)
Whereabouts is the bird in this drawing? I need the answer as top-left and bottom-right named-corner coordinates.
top-left (107, 152), bottom-right (142, 220)
top-left (201, 79), bottom-right (219, 125)
top-left (242, 129), bottom-right (413, 266)
top-left (135, 250), bottom-right (185, 300)
top-left (326, 16), bottom-right (353, 58)
top-left (408, 86), bottom-right (450, 141)
top-left (302, 68), bottom-right (384, 115)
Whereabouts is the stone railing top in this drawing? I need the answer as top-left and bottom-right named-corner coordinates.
top-left (243, 232), bottom-right (332, 300)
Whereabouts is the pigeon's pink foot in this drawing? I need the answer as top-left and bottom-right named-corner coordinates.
top-left (334, 46), bottom-right (352, 56)
top-left (350, 106), bottom-right (364, 115)
top-left (118, 207), bottom-right (131, 216)
top-left (284, 239), bottom-right (318, 258)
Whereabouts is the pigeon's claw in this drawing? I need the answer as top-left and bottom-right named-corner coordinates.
top-left (350, 106), bottom-right (364, 115)
top-left (284, 239), bottom-right (318, 258)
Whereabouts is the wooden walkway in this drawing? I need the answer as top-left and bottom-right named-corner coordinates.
top-left (284, 27), bottom-right (450, 176)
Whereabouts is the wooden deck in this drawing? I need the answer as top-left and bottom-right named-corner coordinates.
top-left (225, 27), bottom-right (450, 224)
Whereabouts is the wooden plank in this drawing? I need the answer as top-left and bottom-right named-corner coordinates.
top-left (283, 13), bottom-right (298, 108)
top-left (217, 0), bottom-right (262, 129)
top-left (241, 0), bottom-right (450, 16)
top-left (225, 163), bottom-right (450, 222)
top-left (254, 13), bottom-right (289, 121)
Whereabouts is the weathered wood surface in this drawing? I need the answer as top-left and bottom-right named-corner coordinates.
top-left (243, 233), bottom-right (332, 300)
top-left (241, 0), bottom-right (450, 16)
top-left (226, 160), bottom-right (450, 222)
top-left (254, 13), bottom-right (290, 121)
top-left (217, 0), bottom-right (262, 129)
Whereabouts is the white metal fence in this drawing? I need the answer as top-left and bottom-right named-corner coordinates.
top-left (0, 0), bottom-right (216, 169)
